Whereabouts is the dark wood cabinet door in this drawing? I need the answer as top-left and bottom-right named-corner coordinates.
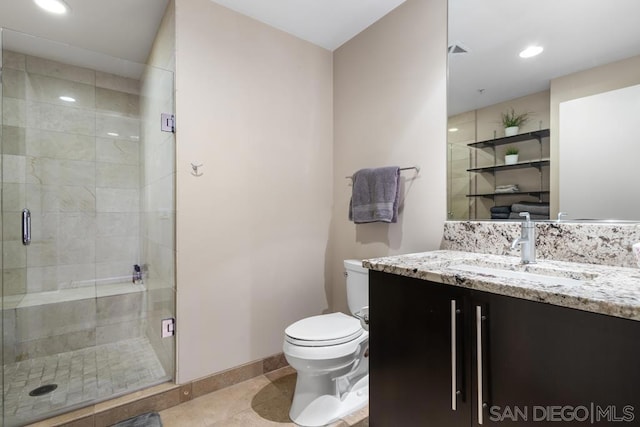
top-left (370, 272), bottom-right (471, 427)
top-left (472, 290), bottom-right (640, 427)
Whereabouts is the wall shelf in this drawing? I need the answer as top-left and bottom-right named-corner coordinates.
top-left (466, 129), bottom-right (551, 218)
top-left (467, 159), bottom-right (550, 173)
top-left (466, 190), bottom-right (550, 199)
top-left (467, 128), bottom-right (550, 149)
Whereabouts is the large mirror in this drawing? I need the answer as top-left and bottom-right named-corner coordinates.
top-left (447, 0), bottom-right (640, 221)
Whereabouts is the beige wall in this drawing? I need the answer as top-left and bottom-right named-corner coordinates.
top-left (171, 0), bottom-right (447, 383)
top-left (550, 55), bottom-right (640, 217)
top-left (174, 0), bottom-right (333, 383)
top-left (331, 0), bottom-right (448, 313)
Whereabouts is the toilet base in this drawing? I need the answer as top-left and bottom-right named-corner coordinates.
top-left (289, 374), bottom-right (368, 427)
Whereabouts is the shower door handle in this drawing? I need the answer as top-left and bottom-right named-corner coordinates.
top-left (22, 208), bottom-right (31, 246)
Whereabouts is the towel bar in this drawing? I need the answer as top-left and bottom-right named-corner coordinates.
top-left (346, 165), bottom-right (420, 179)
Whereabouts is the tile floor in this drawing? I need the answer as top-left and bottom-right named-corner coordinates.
top-left (159, 366), bottom-right (369, 427)
top-left (4, 337), bottom-right (167, 427)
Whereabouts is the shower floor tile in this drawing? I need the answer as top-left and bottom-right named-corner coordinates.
top-left (3, 336), bottom-right (167, 426)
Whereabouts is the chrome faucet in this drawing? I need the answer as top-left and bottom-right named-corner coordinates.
top-left (557, 212), bottom-right (568, 223)
top-left (511, 212), bottom-right (536, 264)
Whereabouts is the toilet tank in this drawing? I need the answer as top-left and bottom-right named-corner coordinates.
top-left (344, 259), bottom-right (369, 315)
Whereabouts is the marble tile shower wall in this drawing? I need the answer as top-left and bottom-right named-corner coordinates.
top-left (4, 292), bottom-right (146, 362)
top-left (1, 50), bottom-right (145, 361)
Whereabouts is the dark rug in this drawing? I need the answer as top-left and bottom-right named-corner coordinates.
top-left (111, 412), bottom-right (163, 427)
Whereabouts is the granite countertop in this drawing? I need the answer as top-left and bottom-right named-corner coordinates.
top-left (363, 250), bottom-right (640, 321)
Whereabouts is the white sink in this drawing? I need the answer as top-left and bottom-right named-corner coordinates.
top-left (449, 263), bottom-right (590, 287)
top-left (455, 258), bottom-right (598, 280)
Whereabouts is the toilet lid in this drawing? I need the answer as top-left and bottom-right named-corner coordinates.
top-left (285, 312), bottom-right (363, 347)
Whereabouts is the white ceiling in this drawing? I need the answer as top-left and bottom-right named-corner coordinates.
top-left (2, 0), bottom-right (638, 115)
top-left (208, 0), bottom-right (406, 50)
top-left (0, 0), bottom-right (170, 63)
top-left (448, 0), bottom-right (640, 116)
top-left (0, 0), bottom-right (406, 67)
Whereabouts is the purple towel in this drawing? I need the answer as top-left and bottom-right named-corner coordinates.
top-left (349, 166), bottom-right (400, 223)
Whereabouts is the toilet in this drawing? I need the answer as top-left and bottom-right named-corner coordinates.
top-left (283, 260), bottom-right (369, 427)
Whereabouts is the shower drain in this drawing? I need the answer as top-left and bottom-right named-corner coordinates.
top-left (29, 384), bottom-right (58, 397)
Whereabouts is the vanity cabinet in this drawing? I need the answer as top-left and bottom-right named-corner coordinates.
top-left (368, 271), bottom-right (471, 426)
top-left (369, 271), bottom-right (640, 426)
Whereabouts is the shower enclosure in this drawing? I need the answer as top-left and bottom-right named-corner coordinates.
top-left (1, 29), bottom-right (176, 426)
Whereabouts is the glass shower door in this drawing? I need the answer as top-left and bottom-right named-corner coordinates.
top-left (1, 33), bottom-right (101, 426)
top-left (1, 29), bottom-right (175, 426)
top-left (1, 26), bottom-right (4, 427)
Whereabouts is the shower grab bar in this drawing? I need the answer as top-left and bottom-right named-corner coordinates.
top-left (22, 208), bottom-right (31, 246)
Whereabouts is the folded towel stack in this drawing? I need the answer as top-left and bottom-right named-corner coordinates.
top-left (495, 184), bottom-right (520, 194)
top-left (490, 205), bottom-right (512, 220)
top-left (511, 202), bottom-right (550, 217)
top-left (489, 202), bottom-right (550, 221)
top-left (490, 206), bottom-right (511, 214)
top-left (349, 166), bottom-right (400, 224)
top-left (491, 213), bottom-right (511, 220)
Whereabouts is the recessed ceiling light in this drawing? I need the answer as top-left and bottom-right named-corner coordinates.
top-left (107, 132), bottom-right (119, 137)
top-left (449, 128), bottom-right (459, 132)
top-left (519, 46), bottom-right (544, 58)
top-left (34, 0), bottom-right (70, 14)
top-left (59, 96), bottom-right (76, 102)
top-left (130, 135), bottom-right (140, 140)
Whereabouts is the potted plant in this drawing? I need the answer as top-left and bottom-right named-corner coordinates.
top-left (505, 146), bottom-right (519, 165)
top-left (501, 108), bottom-right (529, 136)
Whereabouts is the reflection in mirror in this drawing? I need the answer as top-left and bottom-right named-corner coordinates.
top-left (447, 0), bottom-right (640, 221)
top-left (559, 84), bottom-right (640, 221)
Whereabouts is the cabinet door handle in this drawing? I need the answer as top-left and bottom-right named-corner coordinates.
top-left (451, 300), bottom-right (457, 411)
top-left (476, 305), bottom-right (484, 425)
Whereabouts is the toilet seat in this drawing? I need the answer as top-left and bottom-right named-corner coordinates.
top-left (285, 313), bottom-right (363, 347)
